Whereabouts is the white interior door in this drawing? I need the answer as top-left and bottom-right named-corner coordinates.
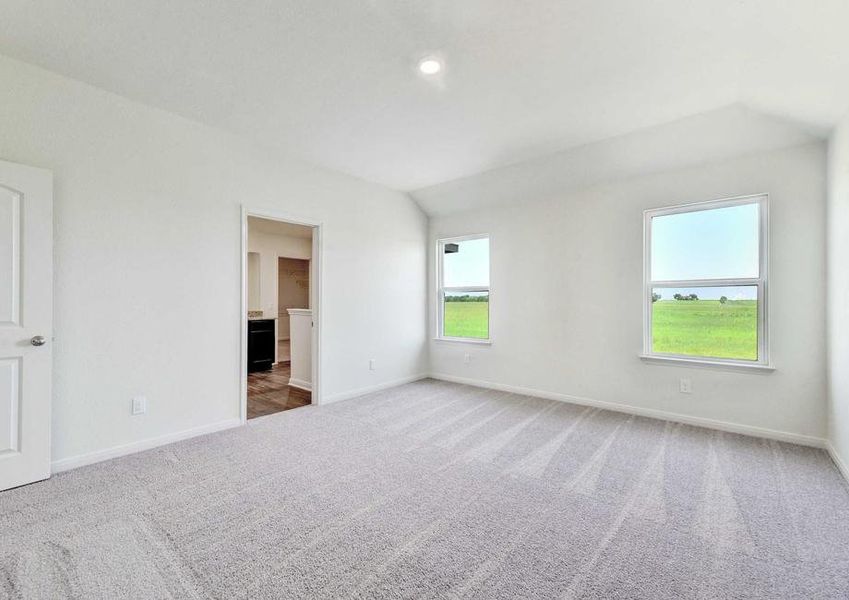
top-left (0, 160), bottom-right (52, 491)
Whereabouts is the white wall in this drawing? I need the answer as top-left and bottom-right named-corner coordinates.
top-left (827, 112), bottom-right (849, 473)
top-left (430, 143), bottom-right (827, 442)
top-left (288, 309), bottom-right (313, 389)
top-left (0, 54), bottom-right (428, 466)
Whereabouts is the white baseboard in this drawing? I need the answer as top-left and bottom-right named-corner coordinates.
top-left (288, 377), bottom-right (312, 392)
top-left (49, 373), bottom-right (427, 474)
top-left (827, 441), bottom-right (849, 483)
top-left (51, 418), bottom-right (242, 474)
top-left (429, 373), bottom-right (826, 448)
top-left (322, 373), bottom-right (429, 405)
top-left (51, 374), bottom-right (834, 480)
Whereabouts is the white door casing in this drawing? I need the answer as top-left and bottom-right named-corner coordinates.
top-left (0, 159), bottom-right (52, 491)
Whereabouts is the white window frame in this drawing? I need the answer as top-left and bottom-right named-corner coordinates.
top-left (436, 234), bottom-right (491, 344)
top-left (641, 193), bottom-right (772, 371)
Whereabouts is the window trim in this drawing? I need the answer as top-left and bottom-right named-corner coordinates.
top-left (436, 234), bottom-right (491, 344)
top-left (641, 193), bottom-right (771, 369)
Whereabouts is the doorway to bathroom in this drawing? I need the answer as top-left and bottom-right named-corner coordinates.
top-left (241, 209), bottom-right (321, 421)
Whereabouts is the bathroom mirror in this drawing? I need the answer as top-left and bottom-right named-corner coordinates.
top-left (247, 251), bottom-right (261, 311)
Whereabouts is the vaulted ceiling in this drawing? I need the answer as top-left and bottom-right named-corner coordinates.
top-left (1, 1), bottom-right (847, 194)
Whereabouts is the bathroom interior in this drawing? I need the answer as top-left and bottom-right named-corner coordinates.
top-left (246, 216), bottom-right (313, 419)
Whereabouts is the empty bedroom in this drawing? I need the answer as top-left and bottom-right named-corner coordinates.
top-left (1, 1), bottom-right (849, 598)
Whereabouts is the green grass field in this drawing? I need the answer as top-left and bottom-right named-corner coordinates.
top-left (444, 301), bottom-right (489, 339)
top-left (652, 299), bottom-right (757, 360)
top-left (443, 298), bottom-right (756, 359)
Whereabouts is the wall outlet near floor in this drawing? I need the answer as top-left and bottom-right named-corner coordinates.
top-left (679, 378), bottom-right (693, 394)
top-left (131, 396), bottom-right (147, 415)
top-left (369, 359), bottom-right (376, 371)
top-left (464, 353), bottom-right (471, 364)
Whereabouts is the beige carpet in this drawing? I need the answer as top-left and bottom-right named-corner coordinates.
top-left (1, 378), bottom-right (848, 599)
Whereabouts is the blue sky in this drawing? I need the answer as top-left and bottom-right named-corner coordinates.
top-left (651, 202), bottom-right (759, 300)
top-left (443, 237), bottom-right (489, 288)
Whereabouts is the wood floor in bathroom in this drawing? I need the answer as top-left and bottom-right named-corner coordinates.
top-left (247, 362), bottom-right (311, 419)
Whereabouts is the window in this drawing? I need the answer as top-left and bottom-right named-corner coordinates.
top-left (643, 194), bottom-right (769, 367)
top-left (437, 235), bottom-right (490, 341)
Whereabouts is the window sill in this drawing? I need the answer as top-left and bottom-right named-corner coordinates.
top-left (638, 354), bottom-right (775, 373)
top-left (434, 337), bottom-right (492, 345)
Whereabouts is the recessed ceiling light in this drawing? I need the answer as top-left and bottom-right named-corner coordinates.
top-left (418, 57), bottom-right (442, 75)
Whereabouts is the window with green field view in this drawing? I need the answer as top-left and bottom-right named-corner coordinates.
top-left (438, 236), bottom-right (489, 340)
top-left (645, 196), bottom-right (768, 364)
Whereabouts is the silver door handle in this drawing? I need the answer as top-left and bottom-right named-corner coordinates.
top-left (30, 335), bottom-right (47, 347)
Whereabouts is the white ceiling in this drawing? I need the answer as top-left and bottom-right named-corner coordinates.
top-left (0, 1), bottom-right (847, 194)
top-left (413, 105), bottom-right (823, 215)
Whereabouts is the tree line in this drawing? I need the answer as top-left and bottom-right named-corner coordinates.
top-left (652, 293), bottom-right (730, 304)
top-left (445, 295), bottom-right (488, 302)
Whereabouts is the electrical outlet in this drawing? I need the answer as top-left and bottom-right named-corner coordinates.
top-left (369, 359), bottom-right (376, 371)
top-left (679, 378), bottom-right (692, 394)
top-left (464, 353), bottom-right (471, 364)
top-left (132, 396), bottom-right (147, 415)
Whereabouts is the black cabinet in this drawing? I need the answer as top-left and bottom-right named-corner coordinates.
top-left (248, 319), bottom-right (275, 372)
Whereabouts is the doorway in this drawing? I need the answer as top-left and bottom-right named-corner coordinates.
top-left (241, 209), bottom-right (321, 422)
